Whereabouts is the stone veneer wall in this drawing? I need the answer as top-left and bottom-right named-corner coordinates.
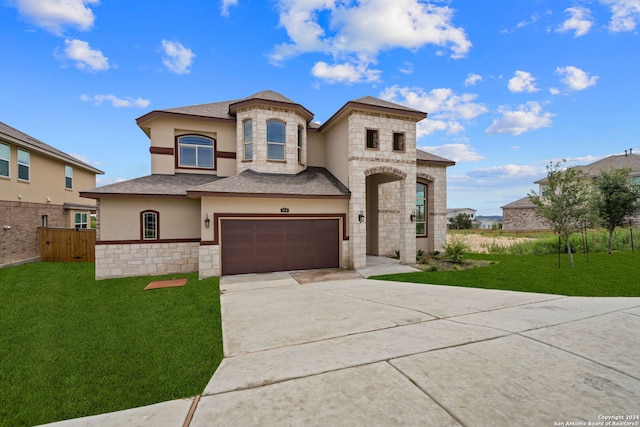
top-left (199, 244), bottom-right (219, 279)
top-left (418, 165), bottom-right (448, 253)
top-left (95, 242), bottom-right (199, 280)
top-left (0, 201), bottom-right (66, 265)
top-left (236, 106), bottom-right (307, 175)
top-left (347, 110), bottom-right (418, 268)
top-left (502, 207), bottom-right (549, 231)
top-left (378, 181), bottom-right (401, 256)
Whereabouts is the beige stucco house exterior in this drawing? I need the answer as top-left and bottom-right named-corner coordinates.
top-left (82, 91), bottom-right (454, 279)
top-left (502, 152), bottom-right (640, 231)
top-left (1, 121), bottom-right (103, 266)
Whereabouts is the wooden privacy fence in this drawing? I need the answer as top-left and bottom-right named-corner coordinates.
top-left (39, 228), bottom-right (96, 262)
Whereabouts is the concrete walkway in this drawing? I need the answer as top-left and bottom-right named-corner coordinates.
top-left (43, 264), bottom-right (640, 426)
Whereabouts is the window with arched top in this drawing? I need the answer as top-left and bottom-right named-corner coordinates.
top-left (141, 210), bottom-right (159, 240)
top-left (416, 183), bottom-right (427, 236)
top-left (267, 120), bottom-right (286, 160)
top-left (177, 135), bottom-right (215, 169)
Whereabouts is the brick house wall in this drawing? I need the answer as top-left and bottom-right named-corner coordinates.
top-left (0, 201), bottom-right (66, 265)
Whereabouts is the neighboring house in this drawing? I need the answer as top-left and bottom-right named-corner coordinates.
top-left (477, 218), bottom-right (500, 229)
top-left (502, 152), bottom-right (640, 231)
top-left (1, 122), bottom-right (104, 266)
top-left (447, 208), bottom-right (476, 221)
top-left (81, 90), bottom-right (455, 279)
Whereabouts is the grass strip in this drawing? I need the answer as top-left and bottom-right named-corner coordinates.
top-left (372, 251), bottom-right (640, 297)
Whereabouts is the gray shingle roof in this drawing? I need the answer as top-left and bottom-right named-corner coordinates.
top-left (501, 196), bottom-right (536, 209)
top-left (534, 153), bottom-right (640, 184)
top-left (187, 167), bottom-right (350, 198)
top-left (417, 148), bottom-right (455, 165)
top-left (81, 174), bottom-right (224, 197)
top-left (81, 168), bottom-right (350, 199)
top-left (0, 121), bottom-right (104, 174)
top-left (352, 96), bottom-right (426, 115)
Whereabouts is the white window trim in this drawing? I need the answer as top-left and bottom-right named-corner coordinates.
top-left (17, 148), bottom-right (30, 181)
top-left (243, 120), bottom-right (253, 161)
top-left (0, 142), bottom-right (9, 178)
top-left (177, 135), bottom-right (215, 169)
top-left (266, 120), bottom-right (286, 161)
top-left (65, 165), bottom-right (73, 190)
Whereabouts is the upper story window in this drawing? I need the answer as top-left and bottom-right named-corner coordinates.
top-left (297, 126), bottom-right (303, 164)
top-left (243, 120), bottom-right (253, 161)
top-left (141, 210), bottom-right (159, 240)
top-left (366, 129), bottom-right (379, 149)
top-left (0, 143), bottom-right (9, 178)
top-left (393, 133), bottom-right (405, 152)
top-left (267, 120), bottom-right (285, 160)
top-left (17, 149), bottom-right (30, 181)
top-left (177, 135), bottom-right (215, 169)
top-left (416, 183), bottom-right (427, 236)
top-left (65, 165), bottom-right (73, 189)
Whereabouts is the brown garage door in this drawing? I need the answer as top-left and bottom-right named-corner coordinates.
top-left (221, 219), bottom-right (340, 275)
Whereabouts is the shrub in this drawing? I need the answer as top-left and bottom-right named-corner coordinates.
top-left (445, 238), bottom-right (468, 263)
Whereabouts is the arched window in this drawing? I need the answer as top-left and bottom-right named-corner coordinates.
top-left (177, 135), bottom-right (215, 169)
top-left (267, 120), bottom-right (285, 160)
top-left (416, 183), bottom-right (427, 236)
top-left (141, 210), bottom-right (159, 240)
top-left (243, 120), bottom-right (253, 161)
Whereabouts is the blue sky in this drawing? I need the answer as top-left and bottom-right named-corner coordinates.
top-left (2, 0), bottom-right (639, 215)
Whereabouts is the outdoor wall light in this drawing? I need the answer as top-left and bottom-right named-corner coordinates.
top-left (358, 210), bottom-right (365, 223)
top-left (204, 214), bottom-right (211, 229)
top-left (410, 210), bottom-right (416, 222)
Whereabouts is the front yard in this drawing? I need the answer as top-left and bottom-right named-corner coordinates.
top-left (0, 263), bottom-right (223, 427)
top-left (374, 251), bottom-right (640, 297)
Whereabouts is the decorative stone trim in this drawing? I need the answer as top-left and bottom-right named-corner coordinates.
top-left (364, 166), bottom-right (407, 179)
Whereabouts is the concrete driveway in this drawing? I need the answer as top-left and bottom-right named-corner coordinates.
top-left (45, 268), bottom-right (640, 426)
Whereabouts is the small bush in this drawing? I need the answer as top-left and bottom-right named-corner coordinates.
top-left (445, 238), bottom-right (468, 263)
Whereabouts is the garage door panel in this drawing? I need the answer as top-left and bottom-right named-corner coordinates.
top-left (221, 219), bottom-right (339, 275)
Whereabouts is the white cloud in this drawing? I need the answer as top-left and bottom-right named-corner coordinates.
top-left (464, 73), bottom-right (482, 86)
top-left (311, 60), bottom-right (380, 83)
top-left (468, 164), bottom-right (542, 179)
top-left (270, 0), bottom-right (471, 79)
top-left (399, 62), bottom-right (413, 75)
top-left (486, 102), bottom-right (554, 136)
top-left (81, 94), bottom-right (150, 108)
top-left (549, 87), bottom-right (561, 95)
top-left (381, 85), bottom-right (488, 137)
top-left (161, 40), bottom-right (195, 74)
top-left (600, 0), bottom-right (640, 31)
top-left (419, 143), bottom-right (484, 163)
top-left (557, 7), bottom-right (593, 37)
top-left (556, 66), bottom-right (598, 91)
top-left (62, 39), bottom-right (108, 71)
top-left (221, 0), bottom-right (238, 16)
top-left (12, 0), bottom-right (98, 35)
top-left (508, 71), bottom-right (539, 93)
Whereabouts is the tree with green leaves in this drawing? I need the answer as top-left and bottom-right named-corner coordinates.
top-left (528, 160), bottom-right (592, 268)
top-left (591, 168), bottom-right (640, 254)
top-left (448, 213), bottom-right (473, 229)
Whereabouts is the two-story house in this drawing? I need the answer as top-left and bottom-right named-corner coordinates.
top-left (1, 122), bottom-right (103, 266)
top-left (502, 152), bottom-right (640, 231)
top-left (81, 91), bottom-right (454, 279)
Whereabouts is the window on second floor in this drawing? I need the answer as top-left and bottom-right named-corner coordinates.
top-left (177, 135), bottom-right (215, 169)
top-left (366, 129), bottom-right (379, 149)
top-left (243, 120), bottom-right (253, 161)
top-left (297, 126), bottom-right (303, 164)
top-left (65, 165), bottom-right (73, 189)
top-left (267, 120), bottom-right (286, 160)
top-left (393, 133), bottom-right (405, 152)
top-left (0, 143), bottom-right (9, 178)
top-left (141, 211), bottom-right (159, 240)
top-left (17, 149), bottom-right (29, 181)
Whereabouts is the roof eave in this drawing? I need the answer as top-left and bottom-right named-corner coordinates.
top-left (319, 101), bottom-right (427, 132)
top-left (228, 98), bottom-right (314, 122)
top-left (186, 191), bottom-right (350, 199)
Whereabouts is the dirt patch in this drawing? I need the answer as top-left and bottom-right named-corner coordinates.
top-left (144, 278), bottom-right (187, 290)
top-left (447, 233), bottom-right (536, 253)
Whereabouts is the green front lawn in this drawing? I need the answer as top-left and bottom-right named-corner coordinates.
top-left (372, 252), bottom-right (640, 297)
top-left (0, 263), bottom-right (223, 427)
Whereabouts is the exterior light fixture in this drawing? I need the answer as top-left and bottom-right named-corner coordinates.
top-left (358, 210), bottom-right (365, 223)
top-left (204, 214), bottom-right (211, 229)
top-left (410, 210), bottom-right (416, 222)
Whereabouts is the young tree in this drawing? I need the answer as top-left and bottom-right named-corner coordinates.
top-left (591, 168), bottom-right (640, 254)
top-left (528, 160), bottom-right (592, 268)
top-left (448, 213), bottom-right (473, 229)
